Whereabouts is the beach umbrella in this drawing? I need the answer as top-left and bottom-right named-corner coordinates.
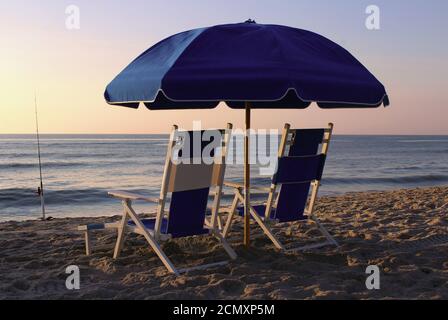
top-left (104, 21), bottom-right (389, 247)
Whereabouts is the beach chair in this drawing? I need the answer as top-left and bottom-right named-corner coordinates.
top-left (221, 123), bottom-right (338, 252)
top-left (81, 124), bottom-right (236, 275)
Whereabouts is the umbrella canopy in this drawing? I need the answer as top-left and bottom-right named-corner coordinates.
top-left (105, 22), bottom-right (389, 109)
top-left (104, 21), bottom-right (389, 247)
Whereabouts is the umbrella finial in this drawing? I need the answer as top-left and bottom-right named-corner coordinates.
top-left (245, 19), bottom-right (256, 24)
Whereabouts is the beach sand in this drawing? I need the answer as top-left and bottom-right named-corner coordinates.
top-left (1, 186), bottom-right (447, 300)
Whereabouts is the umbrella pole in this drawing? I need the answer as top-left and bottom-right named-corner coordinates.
top-left (244, 102), bottom-right (251, 247)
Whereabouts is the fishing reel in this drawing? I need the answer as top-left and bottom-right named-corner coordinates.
top-left (35, 186), bottom-right (43, 196)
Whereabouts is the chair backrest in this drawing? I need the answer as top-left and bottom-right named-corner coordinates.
top-left (267, 124), bottom-right (333, 223)
top-left (155, 124), bottom-right (232, 238)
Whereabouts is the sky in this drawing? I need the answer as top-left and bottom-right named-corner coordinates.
top-left (0, 0), bottom-right (447, 135)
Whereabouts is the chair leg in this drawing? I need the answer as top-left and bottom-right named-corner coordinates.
top-left (113, 206), bottom-right (129, 259)
top-left (139, 227), bottom-right (180, 276)
top-left (84, 231), bottom-right (92, 256)
top-left (222, 210), bottom-right (235, 238)
top-left (204, 217), bottom-right (212, 228)
top-left (204, 215), bottom-right (223, 230)
top-left (176, 231), bottom-right (236, 274)
top-left (310, 215), bottom-right (339, 247)
top-left (222, 194), bottom-right (239, 238)
top-left (285, 216), bottom-right (339, 252)
top-left (217, 215), bottom-right (223, 230)
top-left (248, 205), bottom-right (284, 250)
top-left (232, 190), bottom-right (284, 250)
top-left (213, 231), bottom-right (237, 260)
top-left (123, 201), bottom-right (179, 275)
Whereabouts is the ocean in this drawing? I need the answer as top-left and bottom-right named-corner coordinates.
top-left (1, 134), bottom-right (447, 222)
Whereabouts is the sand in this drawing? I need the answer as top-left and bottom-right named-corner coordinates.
top-left (1, 186), bottom-right (447, 300)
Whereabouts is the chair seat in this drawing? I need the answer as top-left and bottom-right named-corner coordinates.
top-left (236, 205), bottom-right (275, 220)
top-left (128, 218), bottom-right (210, 238)
top-left (128, 218), bottom-right (169, 234)
top-left (236, 205), bottom-right (308, 223)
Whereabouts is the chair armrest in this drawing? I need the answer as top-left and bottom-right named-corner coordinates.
top-left (78, 222), bottom-right (120, 231)
top-left (223, 182), bottom-right (271, 192)
top-left (108, 190), bottom-right (159, 203)
top-left (218, 207), bottom-right (234, 214)
top-left (224, 181), bottom-right (244, 189)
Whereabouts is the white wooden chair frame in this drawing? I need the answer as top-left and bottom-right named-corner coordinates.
top-left (220, 123), bottom-right (339, 252)
top-left (80, 124), bottom-right (236, 276)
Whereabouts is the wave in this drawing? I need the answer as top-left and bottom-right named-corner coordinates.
top-left (35, 141), bottom-right (167, 147)
top-left (0, 185), bottom-right (263, 209)
top-left (399, 140), bottom-right (448, 143)
top-left (0, 162), bottom-right (87, 170)
top-left (58, 152), bottom-right (129, 159)
top-left (323, 174), bottom-right (448, 185)
top-left (225, 174), bottom-right (448, 188)
top-left (2, 173), bottom-right (447, 212)
top-left (0, 188), bottom-right (121, 209)
top-left (0, 137), bottom-right (168, 142)
top-left (0, 159), bottom-right (164, 170)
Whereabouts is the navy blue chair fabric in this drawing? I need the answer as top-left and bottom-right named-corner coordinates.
top-left (273, 154), bottom-right (326, 184)
top-left (167, 188), bottom-right (211, 238)
top-left (176, 129), bottom-right (224, 159)
top-left (128, 218), bottom-right (169, 234)
top-left (288, 129), bottom-right (324, 156)
top-left (236, 205), bottom-right (308, 222)
top-left (272, 129), bottom-right (326, 222)
top-left (274, 183), bottom-right (310, 222)
top-left (127, 130), bottom-right (222, 238)
top-left (167, 130), bottom-right (222, 238)
top-left (235, 128), bottom-right (327, 223)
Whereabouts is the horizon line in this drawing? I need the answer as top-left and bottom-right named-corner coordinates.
top-left (1, 133), bottom-right (448, 137)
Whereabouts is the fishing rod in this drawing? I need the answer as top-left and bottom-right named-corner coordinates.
top-left (34, 93), bottom-right (46, 221)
